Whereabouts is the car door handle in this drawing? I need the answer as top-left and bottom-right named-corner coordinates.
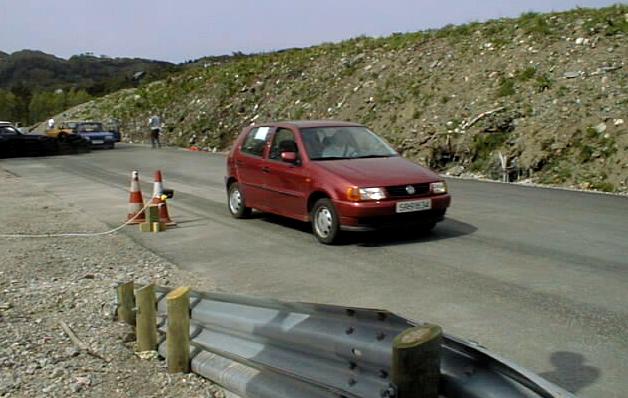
top-left (261, 166), bottom-right (270, 173)
top-left (236, 160), bottom-right (244, 165)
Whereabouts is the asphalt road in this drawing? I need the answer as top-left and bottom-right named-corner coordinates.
top-left (2, 145), bottom-right (627, 397)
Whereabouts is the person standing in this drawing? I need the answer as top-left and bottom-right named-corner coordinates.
top-left (148, 114), bottom-right (161, 149)
top-left (47, 118), bottom-right (55, 131)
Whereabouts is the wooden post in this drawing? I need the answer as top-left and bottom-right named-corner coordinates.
top-left (147, 205), bottom-right (160, 223)
top-left (392, 324), bottom-right (442, 398)
top-left (166, 286), bottom-right (191, 373)
top-left (116, 281), bottom-right (135, 326)
top-left (136, 284), bottom-right (157, 352)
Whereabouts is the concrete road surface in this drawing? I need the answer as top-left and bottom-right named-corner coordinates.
top-left (1, 144), bottom-right (627, 397)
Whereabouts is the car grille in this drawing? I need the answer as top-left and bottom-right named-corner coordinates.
top-left (386, 183), bottom-right (430, 197)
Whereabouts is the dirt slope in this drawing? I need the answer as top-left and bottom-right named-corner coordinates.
top-left (60, 5), bottom-right (627, 192)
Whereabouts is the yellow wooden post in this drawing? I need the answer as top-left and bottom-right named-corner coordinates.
top-left (392, 324), bottom-right (442, 398)
top-left (166, 286), bottom-right (191, 373)
top-left (136, 284), bottom-right (157, 352)
top-left (116, 281), bottom-right (135, 326)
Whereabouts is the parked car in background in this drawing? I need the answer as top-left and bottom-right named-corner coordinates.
top-left (46, 120), bottom-right (78, 139)
top-left (74, 122), bottom-right (116, 149)
top-left (0, 121), bottom-right (58, 158)
top-left (226, 120), bottom-right (451, 244)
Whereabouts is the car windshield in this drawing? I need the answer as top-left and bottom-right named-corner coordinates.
top-left (301, 126), bottom-right (397, 160)
top-left (76, 123), bottom-right (104, 132)
top-left (0, 126), bottom-right (20, 136)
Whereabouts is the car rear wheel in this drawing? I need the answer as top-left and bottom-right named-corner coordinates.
top-left (311, 198), bottom-right (340, 244)
top-left (228, 182), bottom-right (251, 219)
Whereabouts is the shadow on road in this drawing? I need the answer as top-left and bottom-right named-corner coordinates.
top-left (539, 351), bottom-right (601, 394)
top-left (350, 217), bottom-right (477, 247)
top-left (251, 214), bottom-right (476, 247)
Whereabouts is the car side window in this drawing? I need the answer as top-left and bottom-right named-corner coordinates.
top-left (241, 127), bottom-right (270, 157)
top-left (269, 128), bottom-right (298, 160)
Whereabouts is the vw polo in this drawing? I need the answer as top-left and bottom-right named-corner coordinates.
top-left (226, 121), bottom-right (451, 244)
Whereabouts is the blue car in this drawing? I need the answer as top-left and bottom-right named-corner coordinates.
top-left (74, 122), bottom-right (116, 149)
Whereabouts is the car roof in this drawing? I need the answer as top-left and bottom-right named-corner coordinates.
top-left (259, 120), bottom-right (364, 129)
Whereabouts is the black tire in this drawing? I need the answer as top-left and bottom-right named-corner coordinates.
top-left (227, 182), bottom-right (252, 219)
top-left (311, 198), bottom-right (341, 244)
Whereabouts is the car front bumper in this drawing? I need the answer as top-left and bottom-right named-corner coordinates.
top-left (334, 194), bottom-right (451, 231)
top-left (88, 139), bottom-right (115, 147)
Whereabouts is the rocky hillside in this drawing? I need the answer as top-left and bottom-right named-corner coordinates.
top-left (62, 5), bottom-right (626, 192)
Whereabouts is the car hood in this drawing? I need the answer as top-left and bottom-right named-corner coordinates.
top-left (313, 156), bottom-right (440, 186)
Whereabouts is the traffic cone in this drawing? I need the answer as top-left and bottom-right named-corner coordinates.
top-left (152, 170), bottom-right (176, 226)
top-left (127, 170), bottom-right (145, 224)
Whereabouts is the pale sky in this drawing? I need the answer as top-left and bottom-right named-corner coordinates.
top-left (0, 0), bottom-right (621, 62)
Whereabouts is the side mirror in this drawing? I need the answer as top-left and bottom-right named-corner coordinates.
top-left (280, 151), bottom-right (297, 163)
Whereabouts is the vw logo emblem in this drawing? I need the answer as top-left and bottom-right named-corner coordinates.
top-left (405, 185), bottom-right (416, 195)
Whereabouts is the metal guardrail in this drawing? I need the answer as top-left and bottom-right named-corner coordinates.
top-left (146, 286), bottom-right (576, 398)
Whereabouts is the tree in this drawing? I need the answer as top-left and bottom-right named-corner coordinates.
top-left (10, 82), bottom-right (32, 124)
top-left (0, 89), bottom-right (19, 121)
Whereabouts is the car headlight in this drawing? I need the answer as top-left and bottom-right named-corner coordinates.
top-left (430, 181), bottom-right (447, 194)
top-left (346, 187), bottom-right (387, 201)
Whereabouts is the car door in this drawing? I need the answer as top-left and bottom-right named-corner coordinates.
top-left (235, 126), bottom-right (274, 211)
top-left (263, 127), bottom-right (310, 221)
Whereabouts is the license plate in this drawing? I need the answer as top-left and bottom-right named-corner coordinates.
top-left (92, 140), bottom-right (104, 144)
top-left (396, 199), bottom-right (432, 213)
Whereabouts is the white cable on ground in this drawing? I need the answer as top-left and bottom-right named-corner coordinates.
top-left (0, 197), bottom-right (158, 239)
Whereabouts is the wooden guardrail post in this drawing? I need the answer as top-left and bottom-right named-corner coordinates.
top-left (166, 286), bottom-right (191, 373)
top-left (392, 324), bottom-right (442, 398)
top-left (136, 283), bottom-right (157, 352)
top-left (116, 281), bottom-right (135, 326)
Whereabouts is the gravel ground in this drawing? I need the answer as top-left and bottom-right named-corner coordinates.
top-left (0, 170), bottom-right (223, 397)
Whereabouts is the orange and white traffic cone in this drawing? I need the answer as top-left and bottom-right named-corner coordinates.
top-left (127, 170), bottom-right (145, 224)
top-left (152, 170), bottom-right (176, 226)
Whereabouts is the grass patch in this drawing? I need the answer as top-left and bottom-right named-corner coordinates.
top-left (470, 132), bottom-right (509, 170)
top-left (516, 67), bottom-right (536, 81)
top-left (497, 78), bottom-right (516, 97)
top-left (535, 73), bottom-right (554, 92)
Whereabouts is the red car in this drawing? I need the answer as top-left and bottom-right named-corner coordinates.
top-left (226, 121), bottom-right (451, 244)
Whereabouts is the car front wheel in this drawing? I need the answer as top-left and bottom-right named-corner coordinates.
top-left (311, 198), bottom-right (340, 244)
top-left (228, 182), bottom-right (251, 219)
